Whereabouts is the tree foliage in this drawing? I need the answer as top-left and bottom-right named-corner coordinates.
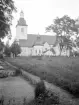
top-left (0, 0), bottom-right (17, 38)
top-left (75, 36), bottom-right (79, 47)
top-left (46, 15), bottom-right (77, 35)
top-left (46, 15), bottom-right (78, 55)
top-left (4, 42), bottom-right (11, 56)
top-left (11, 41), bottom-right (21, 57)
top-left (0, 39), bottom-right (4, 51)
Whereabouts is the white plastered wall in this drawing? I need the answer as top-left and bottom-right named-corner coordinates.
top-left (16, 26), bottom-right (27, 40)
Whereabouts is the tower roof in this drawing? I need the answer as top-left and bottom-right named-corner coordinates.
top-left (16, 11), bottom-right (28, 27)
top-left (17, 18), bottom-right (27, 26)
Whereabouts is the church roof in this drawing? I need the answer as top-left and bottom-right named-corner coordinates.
top-left (19, 34), bottom-right (56, 47)
top-left (16, 18), bottom-right (27, 27)
top-left (33, 35), bottom-right (43, 46)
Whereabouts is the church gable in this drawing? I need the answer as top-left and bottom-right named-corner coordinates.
top-left (43, 42), bottom-right (50, 51)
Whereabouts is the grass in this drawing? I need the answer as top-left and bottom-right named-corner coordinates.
top-left (5, 56), bottom-right (79, 98)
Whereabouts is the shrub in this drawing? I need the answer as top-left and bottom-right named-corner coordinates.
top-left (44, 90), bottom-right (59, 105)
top-left (34, 80), bottom-right (46, 99)
top-left (0, 54), bottom-right (4, 59)
top-left (0, 95), bottom-right (4, 105)
top-left (14, 68), bottom-right (22, 76)
top-left (4, 46), bottom-right (11, 57)
top-left (68, 82), bottom-right (79, 98)
top-left (34, 80), bottom-right (59, 105)
top-left (0, 71), bottom-right (8, 78)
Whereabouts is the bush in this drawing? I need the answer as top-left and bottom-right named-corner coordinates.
top-left (0, 54), bottom-right (4, 59)
top-left (0, 95), bottom-right (4, 105)
top-left (68, 83), bottom-right (79, 98)
top-left (44, 90), bottom-right (59, 105)
top-left (4, 46), bottom-right (11, 57)
top-left (34, 80), bottom-right (59, 105)
top-left (73, 51), bottom-right (79, 57)
top-left (0, 71), bottom-right (8, 78)
top-left (14, 68), bottom-right (22, 76)
top-left (34, 80), bottom-right (46, 99)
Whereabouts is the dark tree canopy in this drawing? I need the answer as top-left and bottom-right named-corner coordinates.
top-left (46, 15), bottom-right (78, 55)
top-left (46, 15), bottom-right (78, 36)
top-left (0, 39), bottom-right (4, 51)
top-left (11, 41), bottom-right (21, 57)
top-left (0, 0), bottom-right (17, 38)
top-left (4, 44), bottom-right (11, 57)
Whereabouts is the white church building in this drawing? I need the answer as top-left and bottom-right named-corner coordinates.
top-left (15, 11), bottom-right (70, 56)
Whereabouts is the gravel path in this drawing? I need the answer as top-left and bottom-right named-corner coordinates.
top-left (0, 61), bottom-right (34, 104)
top-left (0, 77), bottom-right (34, 99)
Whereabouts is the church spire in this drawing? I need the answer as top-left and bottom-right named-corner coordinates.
top-left (20, 10), bottom-right (24, 18)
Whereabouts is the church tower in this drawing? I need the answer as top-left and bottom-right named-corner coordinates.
top-left (16, 11), bottom-right (28, 41)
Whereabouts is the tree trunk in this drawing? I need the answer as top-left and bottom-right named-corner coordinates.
top-left (60, 46), bottom-right (63, 56)
top-left (15, 54), bottom-right (17, 57)
top-left (60, 50), bottom-right (62, 56)
top-left (13, 54), bottom-right (14, 58)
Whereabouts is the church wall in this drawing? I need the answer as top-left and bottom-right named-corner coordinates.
top-left (28, 48), bottom-right (33, 56)
top-left (16, 26), bottom-right (27, 40)
top-left (32, 46), bottom-right (43, 56)
top-left (53, 44), bottom-right (70, 56)
top-left (19, 44), bottom-right (70, 57)
top-left (20, 47), bottom-right (32, 56)
top-left (44, 50), bottom-right (53, 56)
top-left (43, 42), bottom-right (50, 52)
top-left (61, 48), bottom-right (70, 56)
top-left (53, 44), bottom-right (60, 56)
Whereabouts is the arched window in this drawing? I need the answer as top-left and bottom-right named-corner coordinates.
top-left (36, 50), bottom-right (37, 54)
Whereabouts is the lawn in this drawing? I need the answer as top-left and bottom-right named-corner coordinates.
top-left (5, 56), bottom-right (79, 98)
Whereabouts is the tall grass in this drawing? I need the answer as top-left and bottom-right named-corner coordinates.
top-left (6, 57), bottom-right (79, 98)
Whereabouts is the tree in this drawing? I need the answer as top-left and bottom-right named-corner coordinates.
top-left (0, 39), bottom-right (4, 51)
top-left (46, 15), bottom-right (78, 55)
top-left (0, 0), bottom-right (17, 39)
top-left (50, 47), bottom-right (56, 55)
top-left (0, 39), bottom-right (4, 59)
top-left (11, 41), bottom-right (21, 57)
top-left (4, 42), bottom-right (11, 57)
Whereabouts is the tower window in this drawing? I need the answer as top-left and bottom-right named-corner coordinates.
top-left (21, 28), bottom-right (24, 32)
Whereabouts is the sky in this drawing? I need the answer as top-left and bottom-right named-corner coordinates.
top-left (8, 0), bottom-right (79, 43)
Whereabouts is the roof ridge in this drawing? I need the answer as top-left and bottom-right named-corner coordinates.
top-left (19, 34), bottom-right (56, 47)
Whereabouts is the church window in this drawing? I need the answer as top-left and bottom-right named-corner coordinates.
top-left (21, 28), bottom-right (24, 32)
top-left (36, 50), bottom-right (37, 54)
